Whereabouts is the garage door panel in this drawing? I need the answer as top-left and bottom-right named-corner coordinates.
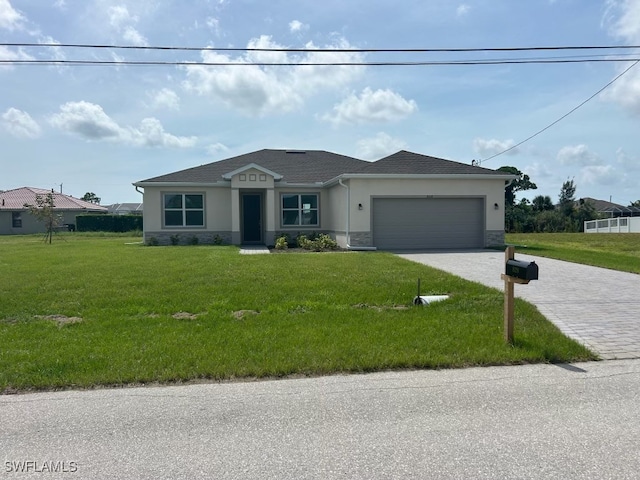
top-left (373, 198), bottom-right (484, 250)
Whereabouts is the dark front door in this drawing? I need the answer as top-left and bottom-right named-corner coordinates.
top-left (242, 194), bottom-right (262, 243)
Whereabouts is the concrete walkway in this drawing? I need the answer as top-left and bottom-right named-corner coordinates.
top-left (397, 250), bottom-right (640, 360)
top-left (239, 245), bottom-right (271, 254)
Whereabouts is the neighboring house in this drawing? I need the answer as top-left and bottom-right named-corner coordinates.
top-left (0, 187), bottom-right (108, 235)
top-left (133, 149), bottom-right (516, 250)
top-left (106, 203), bottom-right (144, 215)
top-left (579, 197), bottom-right (640, 218)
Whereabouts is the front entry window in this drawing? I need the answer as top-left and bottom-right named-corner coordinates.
top-left (163, 193), bottom-right (204, 227)
top-left (281, 194), bottom-right (318, 226)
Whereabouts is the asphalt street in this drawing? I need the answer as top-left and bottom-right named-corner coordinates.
top-left (2, 360), bottom-right (639, 479)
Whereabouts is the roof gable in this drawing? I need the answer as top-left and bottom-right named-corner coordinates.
top-left (221, 163), bottom-right (283, 180)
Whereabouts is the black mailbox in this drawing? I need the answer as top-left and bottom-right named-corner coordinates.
top-left (505, 259), bottom-right (538, 281)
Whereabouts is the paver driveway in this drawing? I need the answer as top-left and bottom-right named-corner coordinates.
top-left (397, 250), bottom-right (640, 360)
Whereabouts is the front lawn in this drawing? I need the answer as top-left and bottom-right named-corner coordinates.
top-left (0, 234), bottom-right (595, 392)
top-left (506, 233), bottom-right (640, 274)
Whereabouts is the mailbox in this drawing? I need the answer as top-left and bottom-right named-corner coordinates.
top-left (505, 259), bottom-right (538, 281)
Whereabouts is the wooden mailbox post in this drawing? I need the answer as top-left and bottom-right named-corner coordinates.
top-left (500, 246), bottom-right (538, 344)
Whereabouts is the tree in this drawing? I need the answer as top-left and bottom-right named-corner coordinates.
top-left (497, 166), bottom-right (538, 206)
top-left (558, 178), bottom-right (577, 217)
top-left (81, 192), bottom-right (101, 204)
top-left (24, 192), bottom-right (62, 244)
top-left (630, 200), bottom-right (640, 208)
top-left (575, 198), bottom-right (598, 232)
top-left (531, 195), bottom-right (554, 212)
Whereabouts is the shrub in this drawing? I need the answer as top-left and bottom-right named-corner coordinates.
top-left (189, 235), bottom-right (199, 245)
top-left (147, 236), bottom-right (159, 246)
top-left (213, 234), bottom-right (224, 245)
top-left (317, 233), bottom-right (338, 250)
top-left (295, 233), bottom-right (338, 251)
top-left (76, 214), bottom-right (143, 232)
top-left (275, 235), bottom-right (288, 250)
top-left (170, 234), bottom-right (180, 246)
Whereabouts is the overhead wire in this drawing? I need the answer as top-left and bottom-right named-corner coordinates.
top-left (477, 59), bottom-right (640, 164)
top-left (3, 42), bottom-right (639, 159)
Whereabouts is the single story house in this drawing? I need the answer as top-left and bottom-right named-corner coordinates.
top-left (579, 197), bottom-right (640, 218)
top-left (106, 203), bottom-right (144, 215)
top-left (0, 187), bottom-right (108, 235)
top-left (133, 149), bottom-right (515, 250)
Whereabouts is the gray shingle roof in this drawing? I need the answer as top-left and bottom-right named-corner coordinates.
top-left (136, 149), bottom-right (512, 185)
top-left (361, 150), bottom-right (505, 175)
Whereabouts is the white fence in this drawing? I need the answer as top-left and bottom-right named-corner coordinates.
top-left (585, 217), bottom-right (640, 233)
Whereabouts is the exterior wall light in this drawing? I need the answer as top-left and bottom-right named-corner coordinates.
top-left (494, 203), bottom-right (499, 210)
top-left (358, 203), bottom-right (363, 210)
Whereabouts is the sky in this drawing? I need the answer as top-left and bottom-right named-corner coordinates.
top-left (1, 0), bottom-right (640, 206)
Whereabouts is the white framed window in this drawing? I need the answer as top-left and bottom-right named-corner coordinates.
top-left (163, 193), bottom-right (204, 227)
top-left (281, 193), bottom-right (319, 226)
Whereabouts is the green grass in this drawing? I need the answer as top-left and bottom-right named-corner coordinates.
top-left (0, 234), bottom-right (595, 392)
top-left (506, 233), bottom-right (640, 274)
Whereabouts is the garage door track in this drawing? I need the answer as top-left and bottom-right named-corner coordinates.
top-left (397, 250), bottom-right (640, 360)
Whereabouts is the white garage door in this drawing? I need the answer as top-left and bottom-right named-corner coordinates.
top-left (372, 197), bottom-right (485, 250)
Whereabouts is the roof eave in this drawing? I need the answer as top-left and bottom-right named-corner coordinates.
top-left (323, 173), bottom-right (518, 186)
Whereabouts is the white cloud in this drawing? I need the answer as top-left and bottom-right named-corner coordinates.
top-left (579, 164), bottom-right (619, 186)
top-left (2, 108), bottom-right (41, 138)
top-left (356, 132), bottom-right (406, 160)
top-left (615, 147), bottom-right (640, 170)
top-left (524, 161), bottom-right (555, 180)
top-left (473, 138), bottom-right (518, 157)
top-left (557, 144), bottom-right (602, 165)
top-left (289, 20), bottom-right (308, 33)
top-left (206, 142), bottom-right (229, 155)
top-left (149, 88), bottom-right (180, 110)
top-left (456, 4), bottom-right (471, 16)
top-left (322, 88), bottom-right (417, 125)
top-left (129, 118), bottom-right (196, 148)
top-left (603, 67), bottom-right (640, 114)
top-left (0, 0), bottom-right (24, 31)
top-left (49, 101), bottom-right (195, 148)
top-left (206, 17), bottom-right (220, 35)
top-left (123, 26), bottom-right (148, 46)
top-left (602, 1), bottom-right (640, 113)
top-left (605, 0), bottom-right (640, 43)
top-left (183, 35), bottom-right (365, 116)
top-left (108, 5), bottom-right (148, 46)
top-left (0, 45), bottom-right (34, 70)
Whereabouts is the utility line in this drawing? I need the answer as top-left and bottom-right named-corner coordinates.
top-left (3, 58), bottom-right (640, 67)
top-left (478, 60), bottom-right (640, 164)
top-left (2, 42), bottom-right (640, 53)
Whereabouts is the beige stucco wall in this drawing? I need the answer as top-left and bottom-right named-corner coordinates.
top-left (139, 176), bottom-right (506, 246)
top-left (142, 186), bottom-right (231, 232)
top-left (346, 177), bottom-right (506, 232)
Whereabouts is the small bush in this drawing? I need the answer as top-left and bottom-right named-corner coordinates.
top-left (170, 234), bottom-right (180, 246)
top-left (275, 235), bottom-right (288, 250)
top-left (189, 235), bottom-right (199, 246)
top-left (295, 233), bottom-right (337, 251)
top-left (147, 236), bottom-right (159, 246)
top-left (213, 234), bottom-right (224, 245)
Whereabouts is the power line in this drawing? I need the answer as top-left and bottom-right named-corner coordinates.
top-left (3, 57), bottom-right (640, 67)
top-left (478, 60), bottom-right (640, 164)
top-left (3, 42), bottom-right (640, 53)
